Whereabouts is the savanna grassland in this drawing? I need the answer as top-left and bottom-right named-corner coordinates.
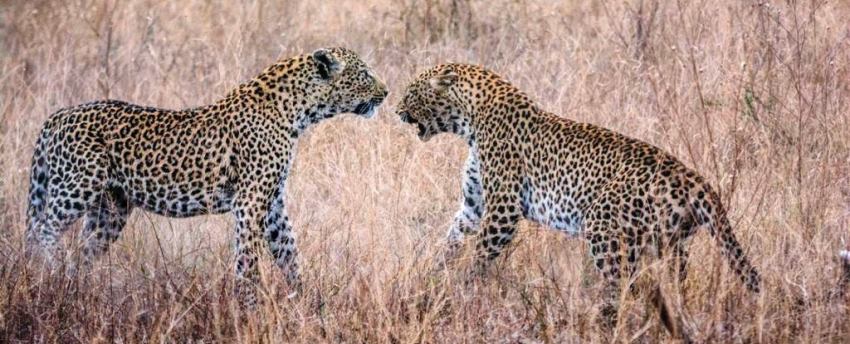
top-left (1, 0), bottom-right (849, 342)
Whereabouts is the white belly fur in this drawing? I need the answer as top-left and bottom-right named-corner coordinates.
top-left (521, 182), bottom-right (583, 236)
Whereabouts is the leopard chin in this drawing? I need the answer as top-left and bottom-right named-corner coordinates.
top-left (416, 122), bottom-right (434, 142)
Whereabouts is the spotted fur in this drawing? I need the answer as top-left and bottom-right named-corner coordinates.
top-left (396, 63), bottom-right (760, 325)
top-left (25, 47), bottom-right (388, 304)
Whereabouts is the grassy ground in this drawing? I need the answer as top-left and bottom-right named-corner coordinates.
top-left (1, 0), bottom-right (849, 342)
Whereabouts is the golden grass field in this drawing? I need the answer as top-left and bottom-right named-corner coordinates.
top-left (1, 0), bottom-right (849, 342)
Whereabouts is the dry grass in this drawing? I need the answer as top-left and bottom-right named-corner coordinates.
top-left (1, 0), bottom-right (849, 342)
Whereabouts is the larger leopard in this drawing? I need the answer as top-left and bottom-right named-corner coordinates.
top-left (26, 47), bottom-right (388, 304)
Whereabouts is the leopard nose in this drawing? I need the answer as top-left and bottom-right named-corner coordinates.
top-left (371, 95), bottom-right (386, 105)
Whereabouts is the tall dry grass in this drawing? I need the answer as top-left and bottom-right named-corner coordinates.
top-left (1, 0), bottom-right (849, 342)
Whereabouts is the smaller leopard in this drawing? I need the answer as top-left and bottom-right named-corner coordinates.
top-left (26, 47), bottom-right (388, 304)
top-left (395, 63), bottom-right (760, 328)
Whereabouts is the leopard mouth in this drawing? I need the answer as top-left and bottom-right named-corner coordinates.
top-left (353, 102), bottom-right (374, 116)
top-left (354, 97), bottom-right (385, 118)
top-left (399, 111), bottom-right (431, 141)
top-left (416, 122), bottom-right (427, 138)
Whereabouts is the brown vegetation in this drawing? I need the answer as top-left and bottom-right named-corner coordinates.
top-left (1, 0), bottom-right (848, 342)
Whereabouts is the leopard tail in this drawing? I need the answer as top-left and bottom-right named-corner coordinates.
top-left (693, 188), bottom-right (761, 293)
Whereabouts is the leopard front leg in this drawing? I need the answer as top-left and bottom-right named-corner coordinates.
top-left (230, 118), bottom-right (294, 306)
top-left (264, 184), bottom-right (301, 293)
top-left (232, 193), bottom-right (270, 307)
top-left (445, 152), bottom-right (484, 261)
top-left (232, 154), bottom-right (280, 307)
top-left (471, 143), bottom-right (523, 275)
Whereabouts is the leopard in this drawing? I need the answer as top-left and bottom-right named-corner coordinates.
top-left (394, 63), bottom-right (760, 332)
top-left (25, 47), bottom-right (388, 304)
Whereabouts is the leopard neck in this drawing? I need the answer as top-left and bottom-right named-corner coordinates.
top-left (467, 83), bottom-right (543, 147)
top-left (218, 56), bottom-right (339, 138)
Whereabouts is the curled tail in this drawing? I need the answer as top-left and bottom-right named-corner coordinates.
top-left (695, 190), bottom-right (761, 293)
top-left (26, 128), bottom-right (50, 244)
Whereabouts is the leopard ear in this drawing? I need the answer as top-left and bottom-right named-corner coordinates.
top-left (312, 48), bottom-right (345, 80)
top-left (429, 69), bottom-right (459, 92)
